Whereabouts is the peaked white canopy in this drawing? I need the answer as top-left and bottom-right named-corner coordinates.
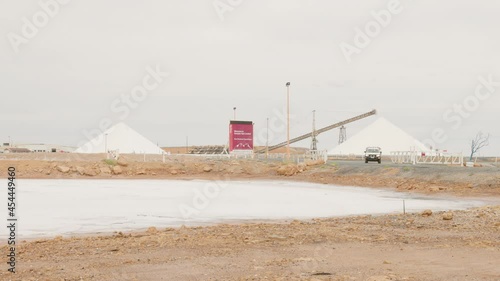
top-left (328, 117), bottom-right (428, 155)
top-left (75, 122), bottom-right (164, 154)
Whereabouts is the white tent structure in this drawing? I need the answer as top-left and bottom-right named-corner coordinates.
top-left (328, 117), bottom-right (428, 156)
top-left (75, 122), bottom-right (164, 154)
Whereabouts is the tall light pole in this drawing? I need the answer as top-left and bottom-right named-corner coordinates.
top-left (286, 82), bottom-right (291, 159)
top-left (104, 133), bottom-right (108, 155)
top-left (233, 107), bottom-right (237, 120)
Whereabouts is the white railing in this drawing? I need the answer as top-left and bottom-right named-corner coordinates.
top-left (0, 151), bottom-right (329, 164)
top-left (328, 154), bottom-right (362, 160)
top-left (217, 150), bottom-right (327, 163)
top-left (245, 150), bottom-right (328, 163)
top-left (390, 151), bottom-right (463, 166)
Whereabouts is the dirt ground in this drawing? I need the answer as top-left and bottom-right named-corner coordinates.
top-left (0, 154), bottom-right (499, 280)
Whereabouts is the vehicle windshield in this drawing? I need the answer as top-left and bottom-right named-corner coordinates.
top-left (366, 148), bottom-right (380, 153)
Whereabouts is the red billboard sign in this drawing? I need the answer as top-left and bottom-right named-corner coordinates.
top-left (229, 121), bottom-right (254, 152)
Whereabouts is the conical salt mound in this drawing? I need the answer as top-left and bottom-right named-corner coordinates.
top-left (75, 122), bottom-right (163, 154)
top-left (328, 117), bottom-right (428, 155)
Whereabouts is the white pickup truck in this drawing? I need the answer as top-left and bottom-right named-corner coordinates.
top-left (364, 147), bottom-right (382, 164)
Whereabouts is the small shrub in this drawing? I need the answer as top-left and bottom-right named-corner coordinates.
top-left (103, 159), bottom-right (117, 166)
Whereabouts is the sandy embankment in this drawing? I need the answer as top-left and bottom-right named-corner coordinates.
top-left (1, 154), bottom-right (499, 196)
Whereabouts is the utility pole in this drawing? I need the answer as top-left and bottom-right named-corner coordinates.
top-left (186, 136), bottom-right (189, 154)
top-left (311, 110), bottom-right (318, 151)
top-left (233, 107), bottom-right (237, 120)
top-left (266, 117), bottom-right (269, 158)
top-left (286, 82), bottom-right (291, 159)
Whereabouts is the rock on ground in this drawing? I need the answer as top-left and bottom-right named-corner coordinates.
top-left (422, 209), bottom-right (433, 217)
top-left (56, 166), bottom-right (70, 173)
top-left (76, 166), bottom-right (85, 175)
top-left (117, 158), bottom-right (129, 167)
top-left (100, 166), bottom-right (111, 174)
top-left (277, 164), bottom-right (299, 176)
top-left (442, 212), bottom-right (454, 220)
top-left (112, 166), bottom-right (123, 175)
top-left (83, 168), bottom-right (98, 177)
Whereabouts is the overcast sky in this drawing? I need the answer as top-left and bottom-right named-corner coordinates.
top-left (1, 0), bottom-right (499, 155)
